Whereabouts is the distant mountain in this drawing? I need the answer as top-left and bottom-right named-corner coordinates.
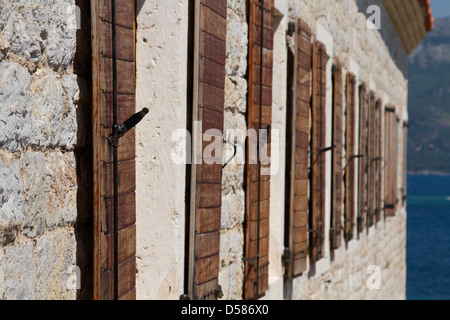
top-left (408, 17), bottom-right (450, 174)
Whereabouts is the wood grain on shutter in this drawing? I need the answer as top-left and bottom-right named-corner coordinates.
top-left (244, 0), bottom-right (274, 300)
top-left (330, 62), bottom-right (343, 250)
top-left (310, 40), bottom-right (328, 263)
top-left (384, 107), bottom-right (398, 217)
top-left (92, 0), bottom-right (136, 300)
top-left (375, 99), bottom-right (383, 222)
top-left (402, 121), bottom-right (408, 205)
top-left (344, 73), bottom-right (357, 242)
top-left (357, 84), bottom-right (368, 233)
top-left (188, 0), bottom-right (226, 300)
top-left (367, 91), bottom-right (376, 228)
top-left (285, 18), bottom-right (312, 279)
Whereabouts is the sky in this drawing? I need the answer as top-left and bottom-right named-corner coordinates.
top-left (431, 0), bottom-right (450, 19)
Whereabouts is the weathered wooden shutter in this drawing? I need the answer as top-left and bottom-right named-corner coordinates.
top-left (330, 62), bottom-right (343, 250)
top-left (402, 121), bottom-right (408, 205)
top-left (384, 106), bottom-right (398, 217)
top-left (244, 0), bottom-right (274, 299)
top-left (357, 84), bottom-right (368, 233)
top-left (187, 0), bottom-right (227, 300)
top-left (344, 73), bottom-right (357, 242)
top-left (375, 99), bottom-right (383, 222)
top-left (285, 18), bottom-right (312, 279)
top-left (310, 40), bottom-right (328, 263)
top-left (367, 91), bottom-right (376, 228)
top-left (92, 0), bottom-right (136, 300)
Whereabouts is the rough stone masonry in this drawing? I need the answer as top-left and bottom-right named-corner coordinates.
top-left (0, 0), bottom-right (79, 299)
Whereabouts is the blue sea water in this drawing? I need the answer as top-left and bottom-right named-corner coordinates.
top-left (406, 174), bottom-right (450, 300)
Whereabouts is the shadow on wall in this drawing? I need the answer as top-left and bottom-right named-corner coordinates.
top-left (74, 0), bottom-right (93, 300)
top-left (136, 0), bottom-right (145, 17)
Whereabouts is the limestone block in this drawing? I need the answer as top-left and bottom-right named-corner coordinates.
top-left (36, 229), bottom-right (76, 300)
top-left (44, 152), bottom-right (77, 230)
top-left (30, 68), bottom-right (64, 148)
top-left (61, 74), bottom-right (79, 150)
top-left (0, 153), bottom-right (23, 224)
top-left (0, 62), bottom-right (32, 151)
top-left (3, 243), bottom-right (37, 300)
top-left (0, 0), bottom-right (77, 69)
top-left (21, 151), bottom-right (78, 238)
top-left (21, 152), bottom-right (47, 238)
top-left (225, 77), bottom-right (247, 114)
top-left (226, 0), bottom-right (248, 78)
top-left (0, 249), bottom-right (4, 298)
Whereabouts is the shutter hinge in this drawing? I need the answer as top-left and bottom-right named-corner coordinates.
top-left (179, 293), bottom-right (190, 300)
top-left (385, 107), bottom-right (395, 113)
top-left (243, 255), bottom-right (259, 267)
top-left (311, 146), bottom-right (335, 165)
top-left (282, 248), bottom-right (290, 266)
top-left (108, 108), bottom-right (149, 147)
top-left (287, 21), bottom-right (296, 36)
top-left (384, 203), bottom-right (395, 209)
top-left (319, 145), bottom-right (336, 154)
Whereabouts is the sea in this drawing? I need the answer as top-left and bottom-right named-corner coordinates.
top-left (406, 174), bottom-right (450, 300)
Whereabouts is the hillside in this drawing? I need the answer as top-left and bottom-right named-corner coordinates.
top-left (407, 17), bottom-right (450, 174)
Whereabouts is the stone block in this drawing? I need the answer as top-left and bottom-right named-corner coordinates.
top-left (36, 229), bottom-right (76, 300)
top-left (60, 73), bottom-right (79, 150)
top-left (30, 68), bottom-right (64, 148)
top-left (0, 62), bottom-right (32, 151)
top-left (0, 153), bottom-right (23, 224)
top-left (21, 152), bottom-right (47, 238)
top-left (3, 243), bottom-right (37, 300)
top-left (0, 0), bottom-right (77, 70)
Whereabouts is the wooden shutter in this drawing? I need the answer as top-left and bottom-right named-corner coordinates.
top-left (384, 107), bottom-right (398, 217)
top-left (244, 0), bottom-right (274, 300)
top-left (285, 18), bottom-right (312, 279)
top-left (187, 0), bottom-right (226, 300)
top-left (375, 99), bottom-right (383, 222)
top-left (344, 73), bottom-right (357, 242)
top-left (357, 84), bottom-right (368, 233)
top-left (402, 121), bottom-right (408, 205)
top-left (310, 40), bottom-right (328, 263)
top-left (92, 0), bottom-right (136, 300)
top-left (367, 91), bottom-right (376, 227)
top-left (330, 62), bottom-right (343, 250)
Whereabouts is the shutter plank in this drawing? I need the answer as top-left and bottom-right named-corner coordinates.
top-left (367, 92), bottom-right (376, 227)
top-left (345, 73), bottom-right (357, 242)
top-left (357, 84), bottom-right (368, 233)
top-left (310, 40), bottom-right (328, 263)
top-left (331, 63), bottom-right (343, 250)
top-left (189, 0), bottom-right (226, 300)
top-left (244, 0), bottom-right (274, 299)
top-left (93, 0), bottom-right (137, 300)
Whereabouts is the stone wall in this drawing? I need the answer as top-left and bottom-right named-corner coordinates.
top-left (285, 0), bottom-right (407, 300)
top-left (219, 0), bottom-right (248, 300)
top-left (216, 0), bottom-right (408, 300)
top-left (0, 0), bottom-right (79, 300)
